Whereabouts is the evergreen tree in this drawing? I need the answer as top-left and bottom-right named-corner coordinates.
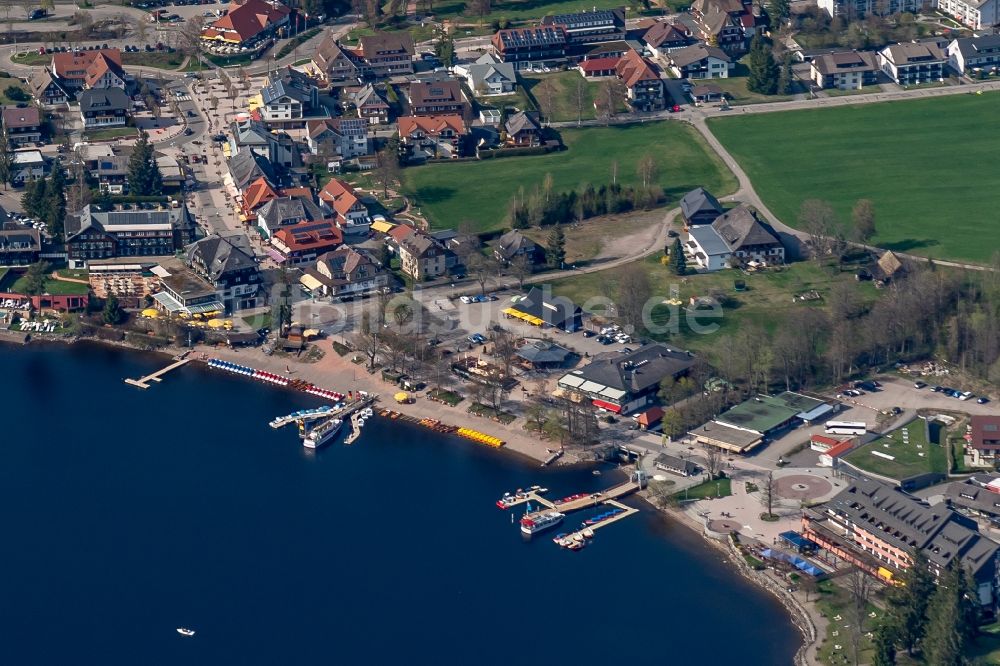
top-left (922, 560), bottom-right (968, 666)
top-left (21, 177), bottom-right (47, 220)
top-left (885, 549), bottom-right (936, 655)
top-left (777, 53), bottom-right (795, 95)
top-left (102, 294), bottom-right (123, 325)
top-left (126, 130), bottom-right (163, 196)
top-left (747, 35), bottom-right (779, 95)
top-left (669, 237), bottom-right (686, 275)
top-left (871, 622), bottom-right (897, 666)
top-left (43, 161), bottom-right (67, 238)
top-left (769, 0), bottom-right (791, 21)
top-left (547, 224), bottom-right (565, 269)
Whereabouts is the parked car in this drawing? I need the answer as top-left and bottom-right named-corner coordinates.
top-left (582, 330), bottom-right (594, 338)
top-left (914, 381), bottom-right (927, 389)
top-left (467, 333), bottom-right (486, 345)
top-left (977, 397), bottom-right (990, 404)
top-left (459, 295), bottom-right (472, 304)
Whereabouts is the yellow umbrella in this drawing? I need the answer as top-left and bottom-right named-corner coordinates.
top-left (192, 313), bottom-right (203, 320)
top-left (207, 319), bottom-right (225, 328)
top-left (394, 392), bottom-right (410, 403)
top-left (141, 308), bottom-right (159, 318)
top-left (303, 328), bottom-right (320, 339)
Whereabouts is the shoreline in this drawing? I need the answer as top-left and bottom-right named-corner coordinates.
top-left (4, 333), bottom-right (815, 662)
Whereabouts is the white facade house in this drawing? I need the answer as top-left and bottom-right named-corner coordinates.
top-left (818, 0), bottom-right (921, 18)
top-left (686, 225), bottom-right (731, 271)
top-left (879, 42), bottom-right (947, 85)
top-left (685, 205), bottom-right (784, 272)
top-left (454, 53), bottom-right (518, 95)
top-left (937, 0), bottom-right (1000, 30)
top-left (948, 35), bottom-right (1000, 74)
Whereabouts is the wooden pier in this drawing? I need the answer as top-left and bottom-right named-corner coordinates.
top-left (504, 479), bottom-right (643, 519)
top-left (124, 357), bottom-right (191, 389)
top-left (560, 500), bottom-right (639, 542)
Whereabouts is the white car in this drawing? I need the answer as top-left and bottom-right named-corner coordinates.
top-left (959, 391), bottom-right (974, 401)
top-left (460, 295), bottom-right (472, 304)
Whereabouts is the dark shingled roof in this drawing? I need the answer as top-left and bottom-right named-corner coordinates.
top-left (680, 187), bottom-right (724, 221)
top-left (711, 205), bottom-right (781, 251)
top-left (570, 343), bottom-right (695, 394)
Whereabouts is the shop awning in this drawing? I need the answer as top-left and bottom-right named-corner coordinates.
top-left (592, 399), bottom-right (622, 413)
top-left (299, 272), bottom-right (324, 292)
top-left (371, 220), bottom-right (394, 234)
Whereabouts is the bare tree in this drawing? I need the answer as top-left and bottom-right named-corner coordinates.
top-left (845, 566), bottom-right (874, 666)
top-left (798, 198), bottom-right (840, 259)
top-left (760, 471), bottom-right (776, 519)
top-left (467, 252), bottom-right (492, 296)
top-left (851, 198), bottom-right (876, 247)
top-left (637, 153), bottom-right (658, 190)
top-left (702, 442), bottom-right (722, 480)
top-left (614, 262), bottom-right (652, 334)
top-left (352, 310), bottom-right (382, 370)
top-left (508, 253), bottom-right (533, 289)
top-left (535, 79), bottom-right (556, 124)
top-left (491, 326), bottom-right (518, 379)
top-left (575, 76), bottom-right (585, 126)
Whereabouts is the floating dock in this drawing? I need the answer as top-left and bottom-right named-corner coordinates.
top-left (124, 357), bottom-right (190, 389)
top-left (502, 478), bottom-right (642, 516)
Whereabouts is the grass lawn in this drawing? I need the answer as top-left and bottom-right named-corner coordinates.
top-left (206, 52), bottom-right (255, 68)
top-left (11, 275), bottom-right (90, 296)
top-left (707, 91), bottom-right (1000, 263)
top-left (403, 121), bottom-right (736, 233)
top-left (521, 70), bottom-right (626, 122)
top-left (842, 418), bottom-right (946, 481)
top-left (55, 268), bottom-right (89, 282)
top-left (675, 477), bottom-right (732, 500)
top-left (708, 76), bottom-right (798, 105)
top-left (11, 52), bottom-right (49, 66)
top-left (84, 127), bottom-right (137, 142)
top-left (241, 312), bottom-right (271, 330)
top-left (548, 255), bottom-right (879, 357)
top-left (814, 579), bottom-right (879, 666)
top-left (0, 80), bottom-right (32, 106)
top-left (122, 51), bottom-right (185, 70)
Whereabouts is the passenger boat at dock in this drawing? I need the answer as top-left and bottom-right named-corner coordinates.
top-left (303, 418), bottom-right (344, 449)
top-left (520, 511), bottom-right (564, 535)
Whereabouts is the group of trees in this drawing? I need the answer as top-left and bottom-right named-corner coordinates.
top-left (126, 131), bottom-right (164, 197)
top-left (798, 197), bottom-right (878, 257)
top-left (506, 179), bottom-right (664, 229)
top-left (789, 6), bottom-right (924, 50)
top-left (747, 36), bottom-right (796, 95)
top-left (21, 161), bottom-right (67, 237)
top-left (872, 553), bottom-right (979, 665)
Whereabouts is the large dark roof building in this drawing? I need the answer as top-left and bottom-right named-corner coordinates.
top-left (541, 7), bottom-right (626, 44)
top-left (679, 187), bottom-right (724, 226)
top-left (65, 204), bottom-right (195, 264)
top-left (504, 286), bottom-right (582, 332)
top-left (803, 477), bottom-right (1000, 605)
top-left (186, 233), bottom-right (262, 313)
top-left (557, 343), bottom-right (696, 414)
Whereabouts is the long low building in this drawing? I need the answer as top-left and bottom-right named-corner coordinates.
top-left (689, 420), bottom-right (764, 454)
top-left (503, 287), bottom-right (582, 332)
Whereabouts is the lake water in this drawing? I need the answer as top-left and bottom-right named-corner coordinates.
top-left (0, 342), bottom-right (799, 665)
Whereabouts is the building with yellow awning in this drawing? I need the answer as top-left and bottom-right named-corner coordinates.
top-left (371, 219), bottom-right (395, 234)
top-left (501, 287), bottom-right (582, 331)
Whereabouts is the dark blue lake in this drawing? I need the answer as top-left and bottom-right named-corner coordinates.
top-left (0, 342), bottom-right (798, 665)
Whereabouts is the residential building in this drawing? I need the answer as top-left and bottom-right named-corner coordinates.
top-left (0, 225), bottom-right (41, 266)
top-left (578, 56), bottom-right (620, 77)
top-left (505, 286), bottom-right (582, 332)
top-left (350, 83), bottom-right (391, 124)
top-left (686, 204), bottom-right (784, 271)
top-left (490, 26), bottom-right (568, 70)
top-left (493, 229), bottom-right (543, 265)
top-left (229, 118), bottom-right (301, 168)
top-left (504, 111), bottom-right (542, 147)
top-left (879, 42), bottom-right (947, 85)
top-left (455, 53), bottom-right (517, 95)
top-left (79, 88), bottom-right (130, 129)
top-left (306, 117), bottom-right (370, 163)
top-left (311, 34), bottom-right (362, 83)
top-left (679, 187), bottom-right (724, 226)
top-left (689, 0), bottom-right (762, 54)
top-left (50, 48), bottom-right (123, 90)
top-left (557, 343), bottom-right (695, 414)
top-left (84, 52), bottom-right (128, 90)
top-left (641, 21), bottom-right (696, 57)
top-left (302, 246), bottom-right (389, 299)
top-left (802, 478), bottom-right (1000, 605)
top-left (200, 0), bottom-right (290, 47)
top-left (397, 115), bottom-right (467, 161)
top-left (270, 219), bottom-right (343, 265)
top-left (967, 415), bottom-right (1000, 466)
top-left (948, 34), bottom-right (1000, 74)
top-left (938, 0), bottom-right (1000, 29)
top-left (397, 229), bottom-right (448, 280)
top-left (818, 439), bottom-right (857, 467)
top-left (186, 233), bottom-right (262, 313)
top-left (635, 405), bottom-right (664, 431)
top-left (256, 195), bottom-right (328, 239)
top-left (407, 80), bottom-right (469, 117)
top-left (689, 83), bottom-right (725, 103)
top-left (615, 49), bottom-right (666, 111)
top-left (540, 7), bottom-right (626, 45)
top-left (810, 50), bottom-right (880, 90)
top-left (227, 147), bottom-right (278, 193)
top-left (29, 70), bottom-right (70, 106)
top-left (318, 178), bottom-right (370, 231)
top-left (357, 32), bottom-right (415, 77)
top-left (239, 176), bottom-right (279, 222)
top-left (64, 204), bottom-right (196, 264)
top-left (11, 149), bottom-right (47, 186)
top-left (818, 0), bottom-right (921, 18)
top-left (668, 44), bottom-right (733, 79)
top-left (90, 154), bottom-right (129, 193)
top-left (259, 67), bottom-right (323, 123)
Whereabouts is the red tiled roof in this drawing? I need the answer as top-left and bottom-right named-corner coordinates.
top-left (636, 405), bottom-right (664, 426)
top-left (203, 0), bottom-right (290, 43)
top-left (388, 224), bottom-right (415, 243)
top-left (615, 48), bottom-right (660, 87)
top-left (1, 106), bottom-right (40, 129)
top-left (84, 52), bottom-right (128, 88)
top-left (823, 440), bottom-right (855, 459)
top-left (579, 57), bottom-right (620, 73)
top-left (51, 48), bottom-right (122, 80)
top-left (318, 178), bottom-right (363, 218)
top-left (397, 114), bottom-right (466, 137)
top-left (243, 176), bottom-right (278, 210)
top-left (272, 219), bottom-right (342, 253)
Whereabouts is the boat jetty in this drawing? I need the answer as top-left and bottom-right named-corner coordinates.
top-left (271, 394), bottom-right (379, 446)
top-left (497, 472), bottom-right (646, 551)
top-left (124, 353), bottom-right (191, 389)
